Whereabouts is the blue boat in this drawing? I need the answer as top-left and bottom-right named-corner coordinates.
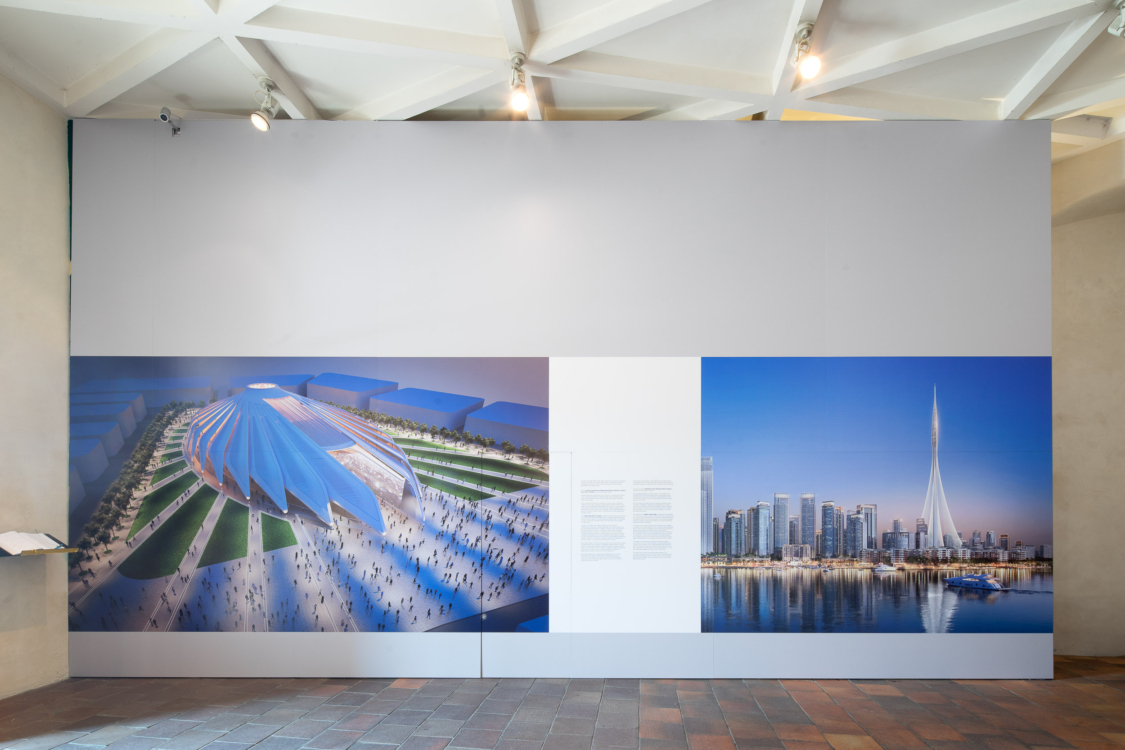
top-left (945, 573), bottom-right (1006, 591)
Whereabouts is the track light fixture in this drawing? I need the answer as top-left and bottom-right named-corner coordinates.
top-left (793, 23), bottom-right (821, 79)
top-left (158, 106), bottom-right (181, 136)
top-left (510, 53), bottom-right (529, 112)
top-left (1109, 0), bottom-right (1125, 38)
top-left (251, 77), bottom-right (279, 131)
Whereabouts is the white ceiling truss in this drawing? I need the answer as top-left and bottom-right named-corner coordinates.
top-left (0, 0), bottom-right (1123, 163)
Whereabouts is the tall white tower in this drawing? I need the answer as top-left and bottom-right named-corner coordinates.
top-left (921, 387), bottom-right (961, 548)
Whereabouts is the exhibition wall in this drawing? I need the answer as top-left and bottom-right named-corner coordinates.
top-left (68, 119), bottom-right (1052, 678)
top-left (0, 72), bottom-right (70, 700)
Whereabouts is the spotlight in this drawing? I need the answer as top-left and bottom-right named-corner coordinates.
top-left (1109, 0), bottom-right (1125, 38)
top-left (157, 106), bottom-right (180, 136)
top-left (509, 53), bottom-right (529, 112)
top-left (793, 23), bottom-right (820, 79)
top-left (251, 77), bottom-right (279, 132)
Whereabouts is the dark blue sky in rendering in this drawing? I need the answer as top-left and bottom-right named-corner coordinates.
top-left (702, 357), bottom-right (1052, 545)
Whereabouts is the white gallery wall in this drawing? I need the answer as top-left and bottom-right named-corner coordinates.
top-left (70, 120), bottom-right (1051, 678)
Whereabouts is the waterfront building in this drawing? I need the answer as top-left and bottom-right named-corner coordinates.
top-left (1014, 546), bottom-right (1034, 561)
top-left (915, 518), bottom-right (928, 549)
top-left (754, 501), bottom-right (771, 556)
top-left (846, 513), bottom-right (864, 557)
top-left (821, 502), bottom-right (836, 557)
top-left (800, 494), bottom-right (816, 548)
top-left (712, 517), bottom-right (721, 554)
top-left (986, 530), bottom-right (997, 548)
top-left (1038, 544), bottom-right (1053, 559)
top-left (772, 493), bottom-right (789, 554)
top-left (834, 507), bottom-right (845, 558)
top-left (887, 549), bottom-right (908, 564)
top-left (814, 530), bottom-right (822, 558)
top-left (1000, 534), bottom-right (1010, 550)
top-left (881, 530), bottom-right (892, 550)
top-left (781, 544), bottom-right (811, 561)
top-left (789, 517), bottom-right (800, 545)
top-left (953, 548), bottom-right (971, 561)
top-left (701, 457), bottom-right (713, 555)
top-left (921, 387), bottom-right (962, 547)
top-left (744, 508), bottom-right (752, 556)
top-left (988, 549), bottom-right (1009, 562)
top-left (858, 504), bottom-right (878, 549)
top-left (723, 510), bottom-right (745, 557)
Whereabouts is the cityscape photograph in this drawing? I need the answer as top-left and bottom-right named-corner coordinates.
top-left (700, 357), bottom-right (1053, 633)
top-left (66, 357), bottom-right (549, 634)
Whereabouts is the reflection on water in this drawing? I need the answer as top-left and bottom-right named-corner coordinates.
top-left (701, 567), bottom-right (1052, 633)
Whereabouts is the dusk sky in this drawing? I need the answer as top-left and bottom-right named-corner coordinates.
top-left (702, 357), bottom-right (1053, 546)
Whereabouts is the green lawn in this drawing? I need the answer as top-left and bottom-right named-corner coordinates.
top-left (118, 487), bottom-right (218, 580)
top-left (394, 438), bottom-right (465, 452)
top-left (410, 458), bottom-right (536, 493)
top-left (151, 460), bottom-right (187, 484)
top-left (417, 474), bottom-right (491, 502)
top-left (158, 450), bottom-right (183, 462)
top-left (262, 514), bottom-right (298, 553)
top-left (198, 499), bottom-right (249, 568)
top-left (403, 448), bottom-right (548, 481)
top-left (129, 471), bottom-right (198, 539)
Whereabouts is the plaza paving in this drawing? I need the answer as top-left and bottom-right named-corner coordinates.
top-left (69, 418), bottom-right (550, 634)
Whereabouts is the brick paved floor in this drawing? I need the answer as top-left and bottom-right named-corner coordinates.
top-left (2, 657), bottom-right (1122, 750)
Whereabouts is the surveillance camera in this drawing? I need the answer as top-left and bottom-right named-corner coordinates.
top-left (159, 107), bottom-right (172, 122)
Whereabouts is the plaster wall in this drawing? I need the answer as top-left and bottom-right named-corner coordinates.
top-left (0, 73), bottom-right (71, 698)
top-left (1053, 209), bottom-right (1125, 655)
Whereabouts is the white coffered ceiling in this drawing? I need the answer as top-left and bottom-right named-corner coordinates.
top-left (1, 0), bottom-right (1123, 163)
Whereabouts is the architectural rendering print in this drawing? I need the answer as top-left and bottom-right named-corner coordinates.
top-left (701, 357), bottom-right (1053, 634)
top-left (67, 357), bottom-right (549, 633)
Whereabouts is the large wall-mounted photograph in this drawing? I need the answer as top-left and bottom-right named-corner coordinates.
top-left (701, 357), bottom-right (1052, 634)
top-left (67, 357), bottom-right (549, 634)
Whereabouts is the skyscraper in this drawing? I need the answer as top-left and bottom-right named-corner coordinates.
top-left (754, 501), bottom-right (771, 556)
top-left (789, 517), bottom-right (800, 545)
top-left (821, 502), bottom-right (835, 557)
top-left (1000, 533), bottom-right (1010, 551)
top-left (772, 493), bottom-right (789, 554)
top-left (857, 504), bottom-right (878, 549)
top-left (800, 494), bottom-right (816, 549)
top-left (834, 506), bottom-right (845, 558)
top-left (846, 513), bottom-right (864, 557)
top-left (712, 517), bottom-right (721, 554)
top-left (723, 509), bottom-right (744, 557)
top-left (915, 518), bottom-right (929, 549)
top-left (985, 530), bottom-right (997, 548)
top-left (701, 457), bottom-right (713, 556)
top-left (921, 387), bottom-right (961, 548)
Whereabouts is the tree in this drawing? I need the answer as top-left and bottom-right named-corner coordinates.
top-left (501, 440), bottom-right (515, 456)
top-left (439, 427), bottom-right (450, 443)
top-left (198, 400), bottom-right (205, 408)
top-left (96, 529), bottom-right (112, 552)
top-left (483, 437), bottom-right (496, 450)
top-left (518, 444), bottom-right (532, 462)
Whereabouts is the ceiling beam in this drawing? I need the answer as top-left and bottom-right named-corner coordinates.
top-left (494, 0), bottom-right (531, 56)
top-left (639, 100), bottom-right (761, 120)
top-left (335, 68), bottom-right (504, 121)
top-left (805, 88), bottom-right (997, 120)
top-left (1024, 77), bottom-right (1125, 119)
top-left (221, 35), bottom-right (323, 119)
top-left (765, 0), bottom-right (825, 120)
top-left (791, 0), bottom-right (1099, 101)
top-left (64, 29), bottom-right (216, 117)
top-left (223, 0), bottom-right (284, 25)
top-left (241, 6), bottom-right (509, 69)
top-left (1002, 11), bottom-right (1113, 119)
top-left (1051, 114), bottom-right (1125, 161)
top-left (0, 0), bottom-right (201, 28)
top-left (529, 0), bottom-right (715, 64)
top-left (527, 52), bottom-right (768, 104)
top-left (0, 44), bottom-right (66, 115)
